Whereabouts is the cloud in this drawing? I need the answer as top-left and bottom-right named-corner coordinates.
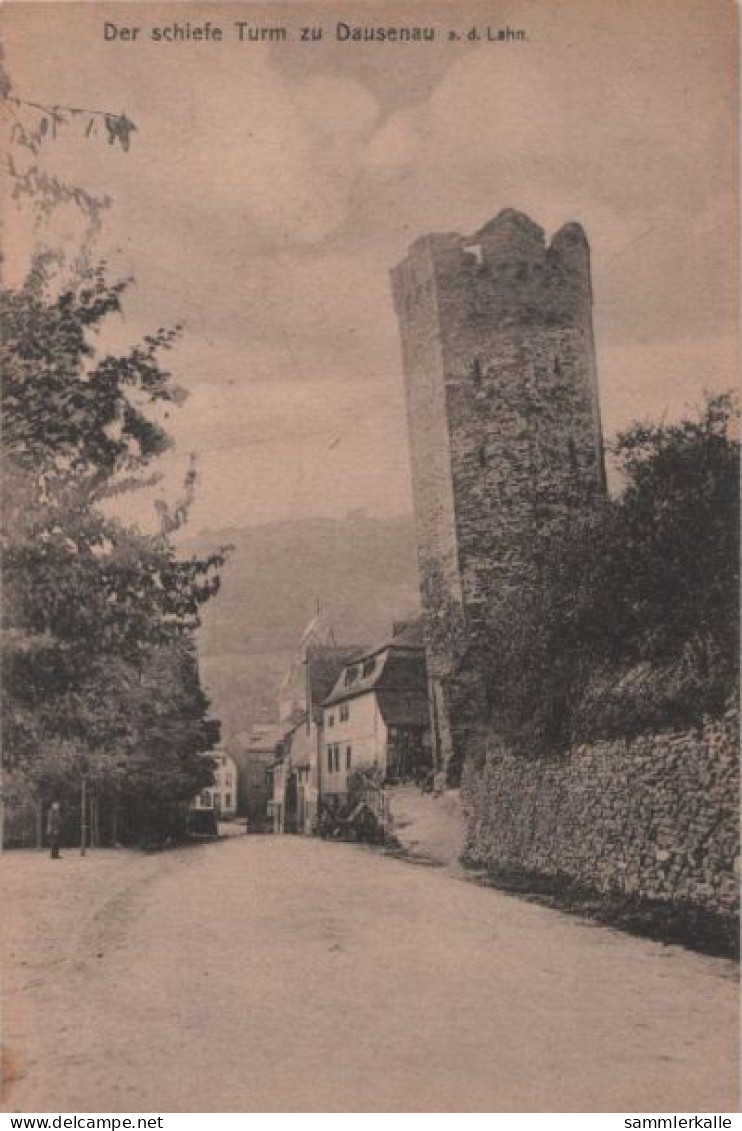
top-left (3, 14), bottom-right (379, 280)
top-left (114, 374), bottom-right (414, 531)
top-left (3, 0), bottom-right (736, 533)
top-left (357, 3), bottom-right (736, 352)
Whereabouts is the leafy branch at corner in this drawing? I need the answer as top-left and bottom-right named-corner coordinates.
top-left (0, 45), bottom-right (137, 246)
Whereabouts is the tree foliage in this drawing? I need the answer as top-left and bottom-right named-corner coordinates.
top-left (470, 392), bottom-right (739, 753)
top-left (2, 265), bottom-right (227, 842)
top-left (1, 46), bottom-right (137, 273)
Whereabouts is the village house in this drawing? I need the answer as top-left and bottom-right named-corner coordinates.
top-left (272, 717), bottom-right (313, 835)
top-left (227, 725), bottom-right (282, 830)
top-left (270, 614), bottom-right (363, 834)
top-left (192, 750), bottom-right (238, 819)
top-left (321, 620), bottom-right (431, 808)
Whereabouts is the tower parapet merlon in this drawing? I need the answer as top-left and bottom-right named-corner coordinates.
top-left (391, 208), bottom-right (593, 327)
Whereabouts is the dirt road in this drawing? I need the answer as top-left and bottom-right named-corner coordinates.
top-left (2, 837), bottom-right (738, 1112)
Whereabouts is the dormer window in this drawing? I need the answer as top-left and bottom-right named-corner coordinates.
top-left (362, 657), bottom-right (376, 678)
top-left (344, 665), bottom-right (359, 686)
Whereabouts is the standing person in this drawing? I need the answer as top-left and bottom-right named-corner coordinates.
top-left (46, 801), bottom-right (62, 859)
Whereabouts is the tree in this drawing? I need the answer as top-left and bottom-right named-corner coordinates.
top-left (569, 391), bottom-right (739, 739)
top-left (602, 393), bottom-right (738, 666)
top-left (1, 265), bottom-right (228, 843)
top-left (470, 392), bottom-right (739, 754)
top-left (1, 53), bottom-right (228, 845)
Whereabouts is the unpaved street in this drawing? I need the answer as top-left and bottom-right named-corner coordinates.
top-left (2, 837), bottom-right (738, 1113)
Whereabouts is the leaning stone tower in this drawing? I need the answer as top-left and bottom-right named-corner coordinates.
top-left (390, 209), bottom-right (606, 783)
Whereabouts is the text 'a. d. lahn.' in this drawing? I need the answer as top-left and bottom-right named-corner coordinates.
top-left (472, 25), bottom-right (527, 42)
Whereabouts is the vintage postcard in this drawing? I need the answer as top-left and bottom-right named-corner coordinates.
top-left (1, 0), bottom-right (739, 1117)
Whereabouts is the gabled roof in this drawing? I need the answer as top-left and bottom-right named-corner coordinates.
top-left (306, 644), bottom-right (366, 722)
top-left (323, 637), bottom-right (427, 708)
top-left (229, 746), bottom-right (278, 771)
top-left (363, 619), bottom-right (425, 660)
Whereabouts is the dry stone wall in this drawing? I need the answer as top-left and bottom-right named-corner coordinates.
top-left (461, 709), bottom-right (739, 919)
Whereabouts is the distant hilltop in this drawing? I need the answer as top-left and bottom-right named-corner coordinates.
top-left (183, 512), bottom-right (420, 738)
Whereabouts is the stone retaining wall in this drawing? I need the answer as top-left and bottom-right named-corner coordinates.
top-left (461, 710), bottom-right (739, 917)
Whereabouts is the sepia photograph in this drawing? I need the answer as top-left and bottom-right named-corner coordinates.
top-left (0, 0), bottom-right (739, 1117)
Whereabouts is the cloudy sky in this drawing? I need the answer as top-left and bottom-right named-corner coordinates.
top-left (3, 0), bottom-right (738, 533)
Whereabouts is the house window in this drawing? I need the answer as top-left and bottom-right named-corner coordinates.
top-left (328, 714), bottom-right (335, 727)
top-left (225, 793), bottom-right (232, 808)
top-left (346, 746), bottom-right (352, 771)
top-left (339, 702), bottom-right (350, 722)
top-left (327, 747), bottom-right (333, 773)
top-left (333, 747), bottom-right (340, 773)
top-left (471, 356), bottom-right (483, 383)
top-left (200, 791), bottom-right (211, 808)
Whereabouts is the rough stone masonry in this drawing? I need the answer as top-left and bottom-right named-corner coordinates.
top-left (390, 208), bottom-right (606, 781)
top-left (461, 707), bottom-right (740, 923)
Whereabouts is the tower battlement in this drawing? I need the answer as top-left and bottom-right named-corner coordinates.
top-left (391, 209), bottom-right (593, 338)
top-left (391, 209), bottom-right (606, 783)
